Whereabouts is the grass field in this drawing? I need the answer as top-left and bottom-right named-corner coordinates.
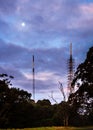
top-left (29, 127), bottom-right (93, 130)
top-left (1, 126), bottom-right (93, 130)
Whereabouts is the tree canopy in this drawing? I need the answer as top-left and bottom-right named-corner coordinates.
top-left (69, 47), bottom-right (93, 115)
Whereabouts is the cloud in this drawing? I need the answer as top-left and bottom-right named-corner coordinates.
top-left (12, 0), bottom-right (80, 33)
top-left (0, 0), bottom-right (17, 15)
top-left (0, 19), bottom-right (9, 32)
top-left (0, 0), bottom-right (93, 49)
top-left (0, 39), bottom-right (28, 63)
top-left (12, 0), bottom-right (93, 47)
top-left (0, 39), bottom-right (68, 99)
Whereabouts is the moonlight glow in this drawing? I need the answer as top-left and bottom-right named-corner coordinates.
top-left (21, 22), bottom-right (26, 27)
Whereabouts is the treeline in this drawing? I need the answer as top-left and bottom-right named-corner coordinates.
top-left (0, 46), bottom-right (93, 128)
top-left (0, 74), bottom-right (93, 128)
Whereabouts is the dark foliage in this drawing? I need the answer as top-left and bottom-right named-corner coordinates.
top-left (68, 47), bottom-right (93, 125)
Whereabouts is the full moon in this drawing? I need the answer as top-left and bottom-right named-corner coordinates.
top-left (21, 22), bottom-right (26, 27)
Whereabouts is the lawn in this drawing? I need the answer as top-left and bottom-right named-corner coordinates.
top-left (1, 126), bottom-right (93, 130)
top-left (29, 127), bottom-right (93, 130)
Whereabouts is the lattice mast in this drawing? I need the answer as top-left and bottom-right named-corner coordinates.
top-left (67, 43), bottom-right (74, 96)
top-left (32, 55), bottom-right (35, 100)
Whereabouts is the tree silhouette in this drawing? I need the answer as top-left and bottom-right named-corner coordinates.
top-left (69, 47), bottom-right (93, 115)
top-left (0, 73), bottom-right (32, 128)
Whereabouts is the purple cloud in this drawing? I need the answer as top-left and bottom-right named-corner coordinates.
top-left (0, 0), bottom-right (17, 15)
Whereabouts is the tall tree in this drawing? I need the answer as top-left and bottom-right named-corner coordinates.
top-left (69, 47), bottom-right (93, 115)
top-left (0, 74), bottom-right (32, 128)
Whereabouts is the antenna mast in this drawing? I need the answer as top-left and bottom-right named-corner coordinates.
top-left (67, 43), bottom-right (74, 96)
top-left (32, 55), bottom-right (35, 100)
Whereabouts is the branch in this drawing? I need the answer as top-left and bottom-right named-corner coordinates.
top-left (59, 81), bottom-right (66, 101)
top-left (49, 91), bottom-right (58, 104)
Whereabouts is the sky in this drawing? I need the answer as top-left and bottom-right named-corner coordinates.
top-left (0, 0), bottom-right (93, 103)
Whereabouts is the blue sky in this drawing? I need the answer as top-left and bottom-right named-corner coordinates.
top-left (0, 0), bottom-right (93, 103)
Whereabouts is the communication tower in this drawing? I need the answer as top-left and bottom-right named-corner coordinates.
top-left (32, 55), bottom-right (35, 100)
top-left (67, 43), bottom-right (75, 96)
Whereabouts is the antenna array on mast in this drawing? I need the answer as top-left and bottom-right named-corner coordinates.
top-left (67, 43), bottom-right (75, 96)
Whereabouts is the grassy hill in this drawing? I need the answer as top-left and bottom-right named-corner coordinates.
top-left (31, 127), bottom-right (93, 130)
top-left (1, 126), bottom-right (93, 130)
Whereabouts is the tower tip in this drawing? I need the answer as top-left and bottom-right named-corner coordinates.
top-left (70, 43), bottom-right (72, 56)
